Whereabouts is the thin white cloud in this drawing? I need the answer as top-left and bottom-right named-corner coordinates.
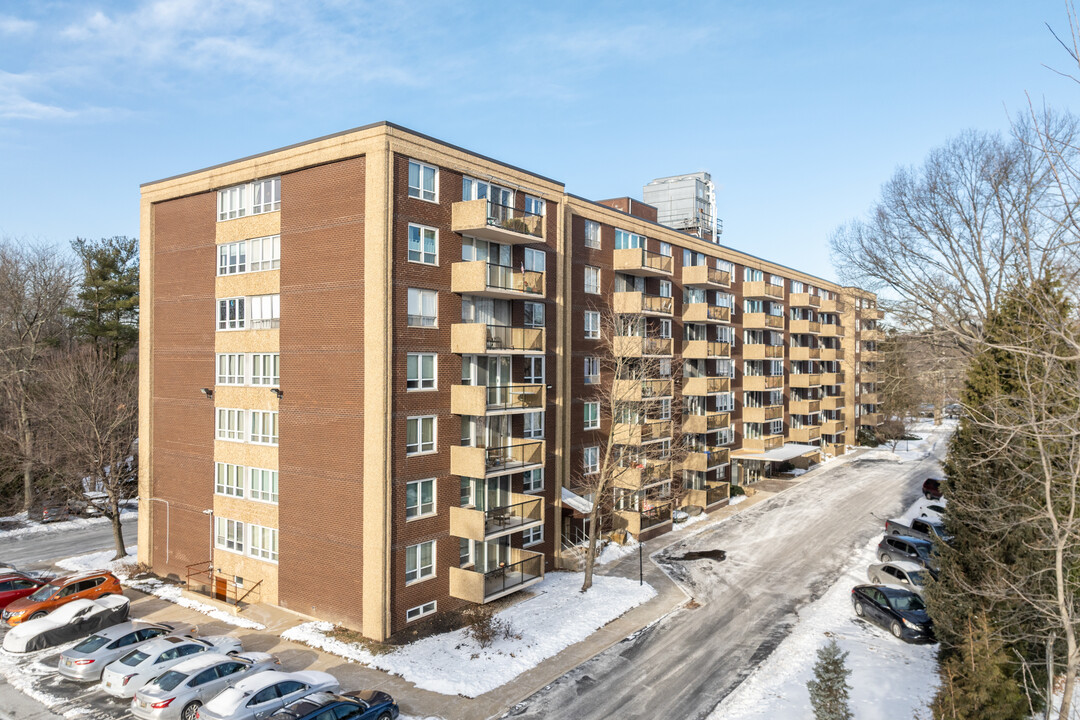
top-left (0, 14), bottom-right (35, 35)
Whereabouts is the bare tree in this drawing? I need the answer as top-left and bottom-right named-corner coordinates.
top-left (34, 347), bottom-right (137, 559)
top-left (0, 241), bottom-right (76, 512)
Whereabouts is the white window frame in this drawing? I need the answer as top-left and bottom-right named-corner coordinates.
top-left (659, 241), bottom-right (672, 257)
top-left (218, 241), bottom-right (247, 275)
top-left (584, 266), bottom-right (601, 294)
top-left (523, 524), bottom-right (543, 547)
top-left (248, 234), bottom-right (280, 272)
top-left (406, 416), bottom-right (437, 456)
top-left (249, 294), bottom-right (280, 330)
top-left (216, 408), bottom-right (245, 442)
top-left (218, 185), bottom-right (247, 221)
top-left (215, 517), bottom-right (244, 554)
top-left (522, 468), bottom-right (544, 493)
top-left (408, 160), bottom-right (438, 203)
top-left (248, 524), bottom-right (278, 562)
top-left (659, 280), bottom-right (672, 298)
top-left (251, 178), bottom-right (281, 215)
top-left (524, 355), bottom-right (545, 384)
top-left (406, 478), bottom-right (436, 520)
top-left (408, 224), bottom-right (438, 265)
top-left (523, 411), bottom-right (545, 439)
top-left (250, 353), bottom-right (280, 386)
top-left (524, 301), bottom-right (545, 328)
top-left (405, 540), bottom-right (436, 584)
top-left (659, 319), bottom-right (672, 339)
top-left (406, 601), bottom-right (437, 623)
top-left (249, 411), bottom-right (279, 446)
top-left (249, 468), bottom-right (278, 504)
top-left (584, 356), bottom-right (599, 384)
top-left (583, 446), bottom-right (600, 475)
top-left (217, 353), bottom-right (246, 385)
top-left (218, 179), bottom-right (280, 222)
top-left (523, 247), bottom-right (546, 274)
top-left (407, 288), bottom-right (438, 328)
top-left (215, 462), bottom-right (244, 497)
top-left (584, 401), bottom-right (600, 430)
top-left (584, 220), bottom-right (601, 249)
top-left (525, 195), bottom-right (545, 216)
top-left (407, 353), bottom-right (437, 391)
top-left (584, 311), bottom-right (600, 339)
top-left (217, 297), bottom-right (246, 331)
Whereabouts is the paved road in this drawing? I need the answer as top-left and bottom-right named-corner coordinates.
top-left (506, 435), bottom-right (948, 720)
top-left (0, 517), bottom-right (135, 568)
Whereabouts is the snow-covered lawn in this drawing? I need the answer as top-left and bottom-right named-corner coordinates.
top-left (0, 507), bottom-right (137, 540)
top-left (283, 571), bottom-right (656, 697)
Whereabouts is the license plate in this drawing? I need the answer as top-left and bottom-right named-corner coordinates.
top-left (64, 658), bottom-right (72, 667)
top-left (106, 681), bottom-right (113, 689)
top-left (138, 700), bottom-right (147, 708)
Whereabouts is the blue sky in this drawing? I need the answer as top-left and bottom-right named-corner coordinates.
top-left (0, 0), bottom-right (1076, 281)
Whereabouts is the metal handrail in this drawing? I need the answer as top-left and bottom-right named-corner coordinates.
top-left (485, 496), bottom-right (543, 528)
top-left (486, 325), bottom-right (544, 352)
top-left (483, 440), bottom-right (544, 471)
top-left (485, 263), bottom-right (544, 295)
top-left (486, 201), bottom-right (543, 238)
top-left (484, 554), bottom-right (543, 597)
top-left (483, 384), bottom-right (544, 411)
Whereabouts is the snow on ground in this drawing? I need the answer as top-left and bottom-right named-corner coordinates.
top-left (0, 508), bottom-right (137, 540)
top-left (282, 571), bottom-right (656, 697)
top-left (54, 546), bottom-right (138, 575)
top-left (710, 504), bottom-right (940, 720)
top-left (0, 637), bottom-right (86, 718)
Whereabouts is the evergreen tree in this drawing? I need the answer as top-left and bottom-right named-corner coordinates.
top-left (931, 616), bottom-right (1028, 720)
top-left (806, 638), bottom-right (853, 720)
top-left (64, 236), bottom-right (138, 364)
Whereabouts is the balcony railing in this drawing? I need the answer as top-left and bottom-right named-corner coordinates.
top-left (682, 340), bottom-right (731, 359)
top-left (790, 319), bottom-right (821, 334)
top-left (683, 447), bottom-right (730, 472)
top-left (614, 336), bottom-right (673, 357)
top-left (450, 440), bottom-right (545, 478)
top-left (742, 281), bottom-right (785, 299)
top-left (683, 265), bottom-right (731, 288)
top-left (863, 307), bottom-right (885, 320)
top-left (741, 434), bottom-right (784, 452)
top-left (613, 247), bottom-right (673, 277)
top-left (613, 419), bottom-right (673, 445)
top-left (820, 372), bottom-right (844, 386)
top-left (705, 483), bottom-right (729, 505)
top-left (742, 375), bottom-right (784, 391)
top-left (788, 425), bottom-right (821, 443)
top-left (819, 348), bottom-right (845, 361)
top-left (451, 260), bottom-right (544, 298)
top-left (614, 460), bottom-right (673, 489)
top-left (451, 323), bottom-right (545, 354)
top-left (617, 501), bottom-right (674, 535)
top-left (683, 411), bottom-right (730, 434)
top-left (790, 373), bottom-right (823, 388)
top-left (861, 392), bottom-right (880, 405)
top-left (613, 291), bottom-right (673, 316)
top-left (743, 313), bottom-right (785, 330)
top-left (613, 378), bottom-right (674, 402)
top-left (683, 376), bottom-right (730, 395)
top-left (451, 199), bottom-right (544, 243)
top-left (449, 547), bottom-right (544, 604)
top-left (450, 492), bottom-right (544, 542)
top-left (789, 293), bottom-right (822, 308)
top-left (741, 344), bottom-right (783, 360)
top-left (860, 412), bottom-right (884, 426)
top-left (250, 318), bottom-right (280, 330)
top-left (743, 406), bottom-right (783, 423)
top-left (820, 395), bottom-right (844, 411)
top-left (789, 399), bottom-right (820, 415)
top-left (683, 304), bottom-right (731, 324)
top-left (819, 323), bottom-right (845, 337)
top-left (822, 419), bottom-right (845, 435)
top-left (789, 346), bottom-right (820, 361)
top-left (450, 384), bottom-right (545, 416)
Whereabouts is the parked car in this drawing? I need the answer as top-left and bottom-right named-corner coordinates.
top-left (885, 517), bottom-right (951, 544)
top-left (132, 652), bottom-right (280, 720)
top-left (918, 501), bottom-right (946, 520)
top-left (2, 595), bottom-right (131, 653)
top-left (877, 535), bottom-right (940, 572)
top-left (867, 561), bottom-right (930, 594)
top-left (58, 621), bottom-right (197, 681)
top-left (923, 478), bottom-right (943, 500)
top-left (851, 584), bottom-right (935, 642)
top-left (0, 573), bottom-right (50, 610)
top-left (3, 570), bottom-right (123, 626)
top-left (195, 671), bottom-right (340, 720)
top-left (101, 635), bottom-right (244, 699)
top-left (269, 690), bottom-right (399, 720)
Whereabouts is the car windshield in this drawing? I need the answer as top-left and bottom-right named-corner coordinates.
top-left (73, 635), bottom-right (110, 653)
top-left (120, 650), bottom-right (149, 667)
top-left (27, 584), bottom-right (57, 602)
top-left (153, 670), bottom-right (188, 692)
top-left (888, 593), bottom-right (926, 612)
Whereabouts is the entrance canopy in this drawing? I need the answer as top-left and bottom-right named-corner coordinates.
top-left (561, 487), bottom-right (594, 514)
top-left (731, 443), bottom-right (820, 463)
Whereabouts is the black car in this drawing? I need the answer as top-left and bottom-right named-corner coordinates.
top-left (877, 535), bottom-right (940, 574)
top-left (852, 584), bottom-right (935, 642)
top-left (268, 690), bottom-right (399, 720)
top-left (923, 478), bottom-right (943, 501)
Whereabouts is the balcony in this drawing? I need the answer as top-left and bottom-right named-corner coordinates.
top-left (860, 372), bottom-right (878, 383)
top-left (819, 323), bottom-right (845, 338)
top-left (790, 319), bottom-right (821, 335)
top-left (451, 261), bottom-right (544, 299)
top-left (452, 199), bottom-right (543, 244)
top-left (788, 425), bottom-right (821, 443)
top-left (683, 376), bottom-right (730, 395)
top-left (682, 340), bottom-right (731, 359)
top-left (683, 411), bottom-right (731, 434)
top-left (743, 375), bottom-right (784, 391)
top-left (742, 313), bottom-right (785, 330)
top-left (451, 324), bottom-right (545, 355)
top-left (683, 448), bottom-right (731, 472)
top-left (789, 399), bottom-right (820, 415)
top-left (824, 442), bottom-right (846, 456)
top-left (450, 493), bottom-right (544, 542)
top-left (613, 291), bottom-right (673, 316)
top-left (683, 304), bottom-right (730, 324)
top-left (613, 378), bottom-right (674, 402)
top-left (861, 350), bottom-right (881, 362)
top-left (614, 336), bottom-right (673, 357)
top-left (861, 392), bottom-right (880, 405)
top-left (683, 265), bottom-right (730, 288)
top-left (742, 344), bottom-right (783, 360)
top-left (789, 346), bottom-right (820, 361)
top-left (820, 372), bottom-right (844, 385)
top-left (822, 419), bottom-right (845, 435)
top-left (790, 373), bottom-right (823, 388)
top-left (450, 384), bottom-right (545, 416)
top-left (864, 307), bottom-right (885, 320)
top-left (819, 348), bottom-right (845, 361)
top-left (789, 293), bottom-right (822, 308)
top-left (742, 406), bottom-right (783, 423)
top-left (741, 435), bottom-right (784, 452)
top-left (685, 481), bottom-right (729, 508)
top-left (860, 412), bottom-right (884, 426)
top-left (614, 460), bottom-right (673, 490)
top-left (613, 247), bottom-right (673, 277)
top-left (820, 395), bottom-right (845, 411)
top-left (743, 281), bottom-right (784, 299)
top-left (616, 501), bottom-right (673, 536)
top-left (613, 419), bottom-right (672, 445)
top-left (449, 547), bottom-right (544, 604)
top-left (450, 440), bottom-right (545, 478)
top-left (861, 328), bottom-right (884, 342)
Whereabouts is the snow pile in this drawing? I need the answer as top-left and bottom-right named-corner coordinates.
top-left (729, 494), bottom-right (748, 506)
top-left (596, 536), bottom-right (639, 566)
top-left (55, 546), bottom-right (138, 575)
top-left (0, 508), bottom-right (137, 540)
top-left (283, 572), bottom-right (656, 697)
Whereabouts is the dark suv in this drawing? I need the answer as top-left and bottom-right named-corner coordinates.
top-left (877, 535), bottom-right (939, 574)
top-left (922, 478), bottom-right (943, 500)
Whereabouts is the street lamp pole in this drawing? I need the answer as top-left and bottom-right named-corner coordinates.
top-left (639, 537), bottom-right (643, 586)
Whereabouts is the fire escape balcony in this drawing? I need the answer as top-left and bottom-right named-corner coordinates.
top-left (450, 384), bottom-right (545, 416)
top-left (451, 260), bottom-right (545, 299)
top-left (451, 199), bottom-right (544, 244)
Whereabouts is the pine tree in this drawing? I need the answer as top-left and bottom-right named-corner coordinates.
top-left (806, 638), bottom-right (853, 720)
top-left (64, 236), bottom-right (139, 364)
top-left (931, 616), bottom-right (1027, 720)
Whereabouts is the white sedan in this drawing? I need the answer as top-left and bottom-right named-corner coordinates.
top-left (100, 635), bottom-right (243, 698)
top-left (195, 670), bottom-right (339, 720)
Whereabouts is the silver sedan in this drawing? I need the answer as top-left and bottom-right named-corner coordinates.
top-left (101, 635), bottom-right (244, 698)
top-left (131, 651), bottom-right (280, 720)
top-left (867, 560), bottom-right (930, 595)
top-left (195, 670), bottom-right (340, 720)
top-left (57, 621), bottom-right (197, 681)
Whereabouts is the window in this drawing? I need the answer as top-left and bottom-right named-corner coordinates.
top-left (248, 525), bottom-right (278, 562)
top-left (408, 160), bottom-right (438, 202)
top-left (659, 241), bottom-right (671, 257)
top-left (405, 541), bottom-right (435, 583)
top-left (249, 235), bottom-right (280, 271)
top-left (251, 178), bottom-right (281, 214)
top-left (523, 411), bottom-right (545, 439)
top-left (249, 411), bottom-right (278, 445)
top-left (250, 353), bottom-right (279, 386)
top-left (615, 229), bottom-right (644, 249)
top-left (250, 468), bottom-right (278, 503)
top-left (524, 355), bottom-right (545, 384)
top-left (406, 416), bottom-right (436, 455)
top-left (218, 241), bottom-right (247, 275)
top-left (525, 195), bottom-right (544, 216)
top-left (217, 298), bottom-right (245, 330)
top-left (523, 468), bottom-right (544, 493)
top-left (584, 220), bottom-right (601, 249)
top-left (659, 280), bottom-right (672, 298)
top-left (523, 524), bottom-right (543, 547)
top-left (215, 517), bottom-right (244, 553)
top-left (408, 224), bottom-right (438, 265)
top-left (658, 398), bottom-right (671, 421)
top-left (524, 247), bottom-right (546, 273)
top-left (584, 266), bottom-right (601, 294)
top-left (406, 479), bottom-right (436, 519)
top-left (218, 185), bottom-right (247, 221)
top-left (584, 311), bottom-right (600, 339)
top-left (791, 280), bottom-right (805, 293)
top-left (249, 294), bottom-right (280, 330)
top-left (584, 401), bottom-right (600, 430)
top-left (407, 289), bottom-right (437, 327)
top-left (407, 353), bottom-right (436, 390)
top-left (217, 354), bottom-right (245, 385)
top-left (459, 538), bottom-right (473, 566)
top-left (216, 409), bottom-right (244, 442)
top-left (583, 446), bottom-right (600, 474)
top-left (524, 301), bottom-right (545, 328)
top-left (584, 357), bottom-right (599, 384)
top-left (744, 267), bottom-right (763, 282)
top-left (215, 463), bottom-right (243, 497)
top-left (218, 179), bottom-right (280, 221)
top-left (659, 319), bottom-right (672, 339)
top-left (406, 601), bottom-right (437, 623)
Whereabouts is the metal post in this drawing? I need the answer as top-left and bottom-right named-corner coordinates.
top-left (639, 537), bottom-right (643, 586)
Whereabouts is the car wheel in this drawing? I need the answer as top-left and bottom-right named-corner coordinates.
top-left (891, 621), bottom-right (903, 638)
top-left (870, 574), bottom-right (880, 584)
top-left (854, 601), bottom-right (865, 617)
top-left (377, 713), bottom-right (392, 720)
top-left (30, 611), bottom-right (47, 620)
top-left (881, 554), bottom-right (892, 563)
top-left (181, 701), bottom-right (201, 720)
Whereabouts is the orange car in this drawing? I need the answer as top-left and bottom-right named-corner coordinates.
top-left (2, 570), bottom-right (123, 626)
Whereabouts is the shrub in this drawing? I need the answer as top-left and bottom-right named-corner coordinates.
top-left (463, 605), bottom-right (517, 648)
top-left (729, 484), bottom-right (746, 497)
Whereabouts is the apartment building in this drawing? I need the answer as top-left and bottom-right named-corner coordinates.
top-left (138, 121), bottom-right (882, 642)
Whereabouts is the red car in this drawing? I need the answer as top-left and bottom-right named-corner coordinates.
top-left (923, 478), bottom-right (944, 501)
top-left (0, 573), bottom-right (50, 610)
